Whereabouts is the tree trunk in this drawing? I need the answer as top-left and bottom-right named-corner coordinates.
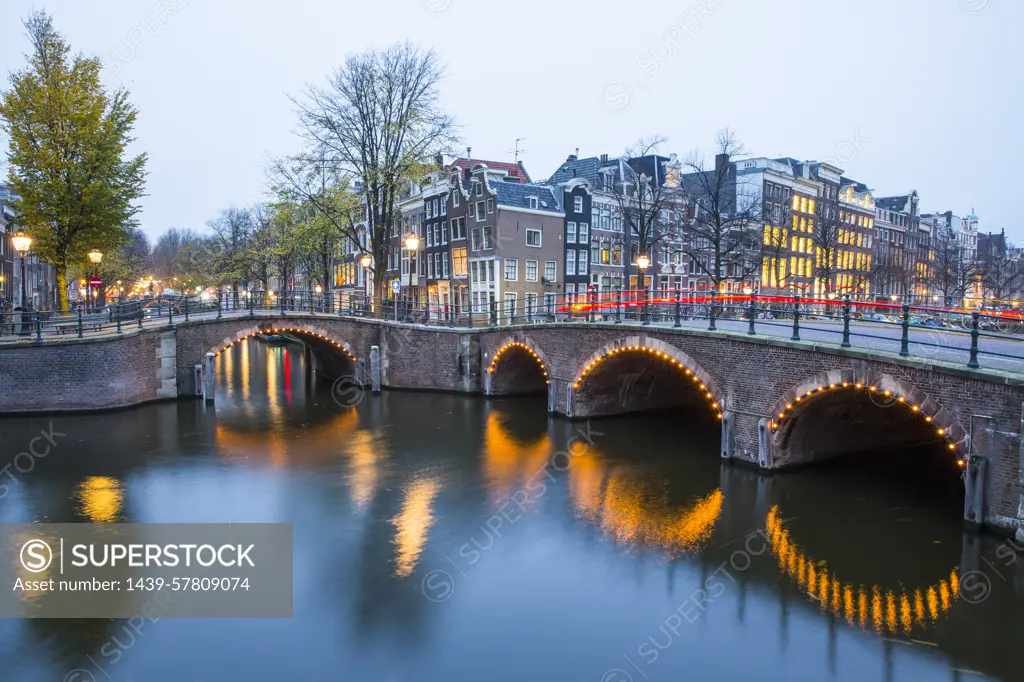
top-left (56, 267), bottom-right (68, 313)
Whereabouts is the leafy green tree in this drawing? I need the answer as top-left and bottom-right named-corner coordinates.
top-left (0, 11), bottom-right (147, 311)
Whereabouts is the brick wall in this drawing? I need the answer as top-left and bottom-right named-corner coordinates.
top-left (0, 332), bottom-right (161, 412)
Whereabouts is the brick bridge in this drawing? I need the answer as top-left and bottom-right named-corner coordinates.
top-left (1, 312), bottom-right (1022, 537)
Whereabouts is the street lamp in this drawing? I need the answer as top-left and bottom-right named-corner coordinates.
top-left (314, 284), bottom-right (323, 295)
top-left (86, 249), bottom-right (104, 310)
top-left (636, 254), bottom-right (650, 325)
top-left (11, 232), bottom-right (31, 310)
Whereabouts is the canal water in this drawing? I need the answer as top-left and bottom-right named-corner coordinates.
top-left (0, 338), bottom-right (1021, 681)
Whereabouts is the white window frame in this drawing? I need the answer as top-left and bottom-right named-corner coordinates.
top-left (566, 249), bottom-right (576, 275)
top-left (567, 221), bottom-right (577, 244)
top-left (526, 229), bottom-right (542, 247)
top-left (525, 259), bottom-right (538, 282)
top-left (544, 261), bottom-right (556, 282)
top-left (487, 198), bottom-right (494, 214)
top-left (476, 201), bottom-right (486, 221)
top-left (573, 196), bottom-right (583, 213)
top-left (504, 258), bottom-right (519, 281)
top-left (579, 222), bottom-right (589, 243)
top-left (529, 197), bottom-right (539, 209)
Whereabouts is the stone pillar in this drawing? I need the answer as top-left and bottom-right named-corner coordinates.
top-left (757, 417), bottom-right (775, 469)
top-left (964, 455), bottom-right (987, 527)
top-left (203, 352), bottom-right (215, 403)
top-left (370, 345), bottom-right (381, 394)
top-left (156, 331), bottom-right (177, 399)
top-left (565, 384), bottom-right (575, 419)
top-left (720, 411), bottom-right (734, 460)
top-left (193, 365), bottom-right (203, 396)
top-left (547, 381), bottom-right (556, 413)
top-left (482, 352), bottom-right (493, 395)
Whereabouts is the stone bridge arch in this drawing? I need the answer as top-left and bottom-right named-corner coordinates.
top-left (566, 335), bottom-right (725, 421)
top-left (483, 333), bottom-right (554, 409)
top-left (200, 320), bottom-right (363, 390)
top-left (767, 367), bottom-right (966, 470)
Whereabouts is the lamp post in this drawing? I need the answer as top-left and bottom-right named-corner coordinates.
top-left (87, 249), bottom-right (104, 311)
top-left (404, 234), bottom-right (420, 319)
top-left (11, 232), bottom-right (31, 310)
top-left (637, 254), bottom-right (650, 324)
top-left (359, 253), bottom-right (373, 313)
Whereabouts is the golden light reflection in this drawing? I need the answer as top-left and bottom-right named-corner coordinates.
top-left (766, 506), bottom-right (959, 634)
top-left (482, 412), bottom-right (552, 504)
top-left (392, 476), bottom-right (441, 578)
top-left (214, 408), bottom-right (359, 467)
top-left (76, 476), bottom-right (124, 523)
top-left (569, 446), bottom-right (722, 556)
top-left (241, 338), bottom-right (251, 401)
top-left (346, 430), bottom-right (380, 511)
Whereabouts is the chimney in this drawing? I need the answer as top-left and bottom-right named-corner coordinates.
top-left (465, 146), bottom-right (472, 180)
top-left (434, 153), bottom-right (444, 168)
top-left (575, 147), bottom-right (580, 159)
top-left (566, 153), bottom-right (577, 163)
top-left (715, 152), bottom-right (730, 175)
top-left (600, 153), bottom-right (608, 163)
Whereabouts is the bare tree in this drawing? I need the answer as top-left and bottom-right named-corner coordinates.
top-left (206, 207), bottom-right (254, 290)
top-left (812, 187), bottom-right (844, 296)
top-left (929, 230), bottom-right (975, 306)
top-left (152, 227), bottom-right (200, 282)
top-left (680, 129), bottom-right (762, 295)
top-left (979, 241), bottom-right (1023, 301)
top-left (605, 136), bottom-right (684, 293)
top-left (287, 42), bottom-right (457, 303)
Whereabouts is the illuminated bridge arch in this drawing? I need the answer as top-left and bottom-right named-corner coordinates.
top-left (567, 336), bottom-right (724, 420)
top-left (767, 506), bottom-right (960, 634)
top-left (483, 335), bottom-right (552, 399)
top-left (768, 369), bottom-right (966, 469)
top-left (206, 322), bottom-right (360, 384)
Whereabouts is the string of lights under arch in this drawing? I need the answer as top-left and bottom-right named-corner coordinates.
top-left (770, 371), bottom-right (966, 467)
top-left (210, 324), bottom-right (358, 364)
top-left (570, 337), bottom-right (724, 420)
top-left (485, 338), bottom-right (552, 386)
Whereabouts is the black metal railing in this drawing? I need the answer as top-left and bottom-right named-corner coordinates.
top-left (2, 289), bottom-right (1021, 372)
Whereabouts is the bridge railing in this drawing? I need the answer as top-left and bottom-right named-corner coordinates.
top-left (2, 289), bottom-right (1021, 372)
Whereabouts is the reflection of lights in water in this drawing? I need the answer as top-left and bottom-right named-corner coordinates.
top-left (76, 476), bottom-right (124, 523)
top-left (766, 506), bottom-right (958, 634)
top-left (214, 409), bottom-right (359, 467)
top-left (241, 339), bottom-right (251, 401)
top-left (222, 343), bottom-right (234, 397)
top-left (392, 476), bottom-right (441, 578)
top-left (346, 430), bottom-right (380, 511)
top-left (482, 413), bottom-right (551, 503)
top-left (569, 446), bottom-right (722, 556)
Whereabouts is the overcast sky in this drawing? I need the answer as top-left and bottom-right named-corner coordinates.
top-left (1, 0), bottom-right (1020, 241)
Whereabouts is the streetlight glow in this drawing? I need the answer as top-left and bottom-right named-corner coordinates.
top-left (359, 254), bottom-right (372, 268)
top-left (11, 232), bottom-right (31, 253)
top-left (636, 254), bottom-right (650, 271)
top-left (314, 284), bottom-right (323, 294)
top-left (404, 234), bottom-right (420, 251)
top-left (87, 249), bottom-right (104, 264)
